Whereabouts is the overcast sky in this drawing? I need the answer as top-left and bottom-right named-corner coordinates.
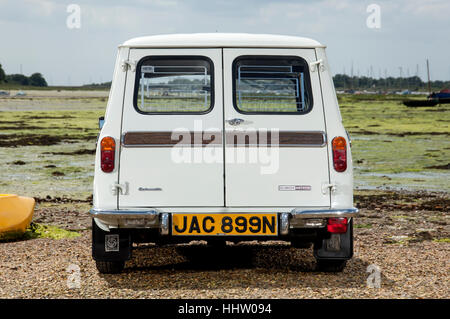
top-left (0, 0), bottom-right (449, 85)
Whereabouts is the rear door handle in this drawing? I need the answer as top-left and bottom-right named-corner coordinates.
top-left (226, 118), bottom-right (244, 126)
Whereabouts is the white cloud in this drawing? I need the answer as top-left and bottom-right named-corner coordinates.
top-left (403, 0), bottom-right (450, 19)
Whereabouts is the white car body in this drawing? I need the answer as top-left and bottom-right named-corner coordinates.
top-left (91, 33), bottom-right (356, 234)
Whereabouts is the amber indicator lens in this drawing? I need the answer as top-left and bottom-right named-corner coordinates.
top-left (332, 136), bottom-right (347, 172)
top-left (100, 136), bottom-right (115, 173)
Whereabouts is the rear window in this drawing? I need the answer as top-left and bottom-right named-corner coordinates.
top-left (134, 56), bottom-right (213, 114)
top-left (233, 56), bottom-right (313, 114)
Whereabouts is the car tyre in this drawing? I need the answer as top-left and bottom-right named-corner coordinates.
top-left (207, 240), bottom-right (227, 248)
top-left (316, 259), bottom-right (347, 272)
top-left (95, 260), bottom-right (125, 274)
top-left (291, 241), bottom-right (312, 249)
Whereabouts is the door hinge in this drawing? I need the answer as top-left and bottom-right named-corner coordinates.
top-left (121, 59), bottom-right (136, 72)
top-left (111, 182), bottom-right (129, 195)
top-left (322, 183), bottom-right (336, 194)
top-left (310, 59), bottom-right (325, 72)
top-left (345, 130), bottom-right (352, 148)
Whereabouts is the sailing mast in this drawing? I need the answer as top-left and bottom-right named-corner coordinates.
top-left (426, 59), bottom-right (431, 95)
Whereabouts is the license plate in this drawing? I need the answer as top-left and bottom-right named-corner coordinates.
top-left (172, 214), bottom-right (278, 236)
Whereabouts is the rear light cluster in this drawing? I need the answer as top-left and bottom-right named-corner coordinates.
top-left (100, 136), bottom-right (115, 173)
top-left (332, 136), bottom-right (347, 172)
top-left (327, 217), bottom-right (348, 233)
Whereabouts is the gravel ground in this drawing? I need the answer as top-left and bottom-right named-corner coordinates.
top-left (0, 191), bottom-right (448, 299)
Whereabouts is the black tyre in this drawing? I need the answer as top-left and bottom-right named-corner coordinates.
top-left (92, 219), bottom-right (131, 274)
top-left (95, 260), bottom-right (125, 274)
top-left (316, 259), bottom-right (347, 272)
top-left (314, 219), bottom-right (353, 260)
top-left (291, 241), bottom-right (312, 249)
top-left (207, 240), bottom-right (227, 248)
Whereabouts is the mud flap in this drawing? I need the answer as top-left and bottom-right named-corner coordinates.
top-left (314, 219), bottom-right (353, 260)
top-left (92, 219), bottom-right (132, 262)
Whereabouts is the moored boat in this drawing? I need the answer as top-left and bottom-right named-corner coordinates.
top-left (403, 99), bottom-right (438, 107)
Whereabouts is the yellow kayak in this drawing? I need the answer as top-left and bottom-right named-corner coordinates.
top-left (0, 194), bottom-right (35, 236)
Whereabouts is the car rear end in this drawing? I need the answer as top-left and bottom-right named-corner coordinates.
top-left (90, 34), bottom-right (357, 273)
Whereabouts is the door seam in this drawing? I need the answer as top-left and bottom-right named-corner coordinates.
top-left (221, 48), bottom-right (226, 207)
top-left (314, 49), bottom-right (332, 207)
top-left (117, 48), bottom-right (130, 209)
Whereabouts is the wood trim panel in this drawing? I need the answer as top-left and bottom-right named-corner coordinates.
top-left (226, 131), bottom-right (326, 147)
top-left (122, 131), bottom-right (326, 147)
top-left (122, 131), bottom-right (222, 147)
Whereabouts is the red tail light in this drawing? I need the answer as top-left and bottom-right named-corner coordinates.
top-left (327, 217), bottom-right (348, 233)
top-left (100, 136), bottom-right (115, 173)
top-left (332, 136), bottom-right (347, 172)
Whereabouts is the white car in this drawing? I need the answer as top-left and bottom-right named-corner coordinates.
top-left (91, 33), bottom-right (358, 273)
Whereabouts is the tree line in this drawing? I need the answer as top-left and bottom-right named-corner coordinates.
top-left (2, 61), bottom-right (449, 90)
top-left (0, 63), bottom-right (47, 87)
top-left (333, 74), bottom-right (450, 91)
top-left (82, 75), bottom-right (450, 91)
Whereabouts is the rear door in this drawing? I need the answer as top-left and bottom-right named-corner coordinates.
top-left (223, 48), bottom-right (330, 207)
top-left (119, 49), bottom-right (223, 208)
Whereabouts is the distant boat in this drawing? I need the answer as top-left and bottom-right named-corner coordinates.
top-left (403, 99), bottom-right (438, 107)
top-left (403, 58), bottom-right (441, 107)
top-left (438, 97), bottom-right (450, 104)
top-left (15, 90), bottom-right (26, 97)
top-left (403, 59), bottom-right (449, 107)
top-left (428, 89), bottom-right (450, 100)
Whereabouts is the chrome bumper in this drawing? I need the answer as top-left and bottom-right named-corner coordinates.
top-left (90, 209), bottom-right (170, 235)
top-left (280, 207), bottom-right (359, 235)
top-left (90, 207), bottom-right (358, 236)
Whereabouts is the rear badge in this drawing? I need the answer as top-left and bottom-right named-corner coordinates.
top-left (326, 234), bottom-right (341, 251)
top-left (278, 185), bottom-right (312, 191)
top-left (105, 234), bottom-right (119, 252)
top-left (138, 187), bottom-right (162, 191)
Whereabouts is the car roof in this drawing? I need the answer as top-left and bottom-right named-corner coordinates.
top-left (121, 33), bottom-right (325, 49)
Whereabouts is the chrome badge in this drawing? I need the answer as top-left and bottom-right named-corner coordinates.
top-left (138, 187), bottom-right (162, 191)
top-left (278, 185), bottom-right (312, 191)
top-left (105, 234), bottom-right (119, 252)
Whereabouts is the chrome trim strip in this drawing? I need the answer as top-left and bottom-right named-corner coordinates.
top-left (290, 218), bottom-right (327, 228)
top-left (90, 209), bottom-right (160, 219)
top-left (290, 208), bottom-right (359, 218)
top-left (280, 212), bottom-right (290, 235)
top-left (138, 187), bottom-right (162, 191)
top-left (160, 213), bottom-right (169, 235)
top-left (91, 208), bottom-right (358, 219)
